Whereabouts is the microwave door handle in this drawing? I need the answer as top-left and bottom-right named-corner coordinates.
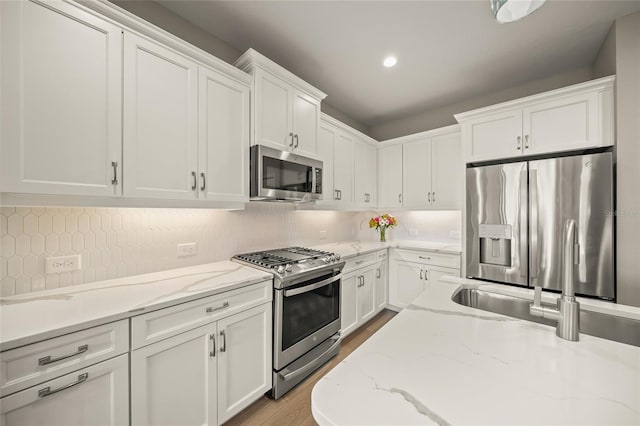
top-left (284, 274), bottom-right (341, 297)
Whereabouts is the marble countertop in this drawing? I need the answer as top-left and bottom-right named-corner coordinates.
top-left (312, 277), bottom-right (640, 425)
top-left (314, 240), bottom-right (462, 259)
top-left (0, 262), bottom-right (272, 352)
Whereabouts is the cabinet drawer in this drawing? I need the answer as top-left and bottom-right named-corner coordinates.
top-left (376, 250), bottom-right (388, 261)
top-left (1, 320), bottom-right (129, 397)
top-left (131, 280), bottom-right (272, 349)
top-left (394, 249), bottom-right (460, 269)
top-left (1, 354), bottom-right (129, 426)
top-left (343, 253), bottom-right (376, 273)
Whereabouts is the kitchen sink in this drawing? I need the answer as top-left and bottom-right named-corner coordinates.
top-left (451, 287), bottom-right (640, 347)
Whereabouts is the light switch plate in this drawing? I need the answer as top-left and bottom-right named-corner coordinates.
top-left (46, 255), bottom-right (82, 274)
top-left (177, 243), bottom-right (197, 257)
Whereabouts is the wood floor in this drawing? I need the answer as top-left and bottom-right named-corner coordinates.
top-left (226, 309), bottom-right (398, 426)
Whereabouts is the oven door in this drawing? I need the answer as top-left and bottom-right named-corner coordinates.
top-left (273, 272), bottom-right (341, 370)
top-left (251, 145), bottom-right (323, 201)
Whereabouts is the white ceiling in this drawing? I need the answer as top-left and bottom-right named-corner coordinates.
top-left (159, 0), bottom-right (640, 126)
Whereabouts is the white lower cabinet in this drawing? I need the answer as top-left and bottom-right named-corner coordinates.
top-left (389, 250), bottom-right (461, 309)
top-left (216, 305), bottom-right (272, 424)
top-left (0, 354), bottom-right (129, 426)
top-left (340, 252), bottom-right (388, 337)
top-left (131, 303), bottom-right (271, 426)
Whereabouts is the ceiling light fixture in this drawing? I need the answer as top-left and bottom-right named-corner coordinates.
top-left (383, 56), bottom-right (397, 68)
top-left (490, 0), bottom-right (546, 23)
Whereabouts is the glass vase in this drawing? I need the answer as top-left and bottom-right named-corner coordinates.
top-left (379, 227), bottom-right (386, 242)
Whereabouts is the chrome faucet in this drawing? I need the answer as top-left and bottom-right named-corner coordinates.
top-left (530, 219), bottom-right (580, 341)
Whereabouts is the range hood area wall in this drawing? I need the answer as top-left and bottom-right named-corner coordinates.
top-left (0, 203), bottom-right (362, 297)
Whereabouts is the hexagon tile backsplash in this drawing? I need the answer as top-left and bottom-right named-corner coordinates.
top-left (0, 203), bottom-right (364, 296)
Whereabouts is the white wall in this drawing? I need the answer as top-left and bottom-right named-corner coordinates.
top-left (613, 12), bottom-right (640, 307)
top-left (370, 67), bottom-right (594, 141)
top-left (0, 203), bottom-right (362, 296)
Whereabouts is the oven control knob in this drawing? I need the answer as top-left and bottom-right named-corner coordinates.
top-left (285, 264), bottom-right (293, 272)
top-left (277, 265), bottom-right (285, 274)
top-left (329, 255), bottom-right (336, 261)
top-left (335, 254), bottom-right (341, 261)
top-left (322, 257), bottom-right (330, 263)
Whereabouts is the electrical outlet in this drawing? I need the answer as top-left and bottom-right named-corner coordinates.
top-left (177, 242), bottom-right (197, 257)
top-left (319, 230), bottom-right (328, 240)
top-left (45, 255), bottom-right (82, 274)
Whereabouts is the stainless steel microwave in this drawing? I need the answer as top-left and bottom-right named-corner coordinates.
top-left (250, 145), bottom-right (323, 201)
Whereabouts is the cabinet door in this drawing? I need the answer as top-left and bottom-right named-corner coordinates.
top-left (217, 304), bottom-right (272, 424)
top-left (1, 354), bottom-right (128, 426)
top-left (402, 138), bottom-right (431, 209)
top-left (0, 0), bottom-right (122, 196)
top-left (292, 90), bottom-right (320, 157)
top-left (317, 124), bottom-right (336, 205)
top-left (425, 266), bottom-right (460, 286)
top-left (378, 144), bottom-right (403, 209)
top-left (358, 269), bottom-right (376, 324)
top-left (198, 66), bottom-right (250, 202)
top-left (390, 261), bottom-right (424, 309)
top-left (431, 131), bottom-right (462, 210)
top-left (123, 32), bottom-right (199, 200)
top-left (523, 92), bottom-right (599, 156)
top-left (334, 133), bottom-right (354, 206)
top-left (464, 109), bottom-right (522, 162)
top-left (131, 323), bottom-right (217, 426)
top-left (354, 140), bottom-right (378, 208)
top-left (340, 274), bottom-right (358, 336)
top-left (374, 261), bottom-right (388, 312)
top-left (254, 69), bottom-right (293, 151)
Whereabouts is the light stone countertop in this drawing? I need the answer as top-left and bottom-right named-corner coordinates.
top-left (312, 276), bottom-right (640, 425)
top-left (314, 240), bottom-right (462, 259)
top-left (0, 261), bottom-right (272, 352)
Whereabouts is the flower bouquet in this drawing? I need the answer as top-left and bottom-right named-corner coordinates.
top-left (369, 213), bottom-right (397, 242)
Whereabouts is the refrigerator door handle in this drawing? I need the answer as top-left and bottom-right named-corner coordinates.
top-left (529, 169), bottom-right (539, 279)
top-left (519, 169), bottom-right (528, 278)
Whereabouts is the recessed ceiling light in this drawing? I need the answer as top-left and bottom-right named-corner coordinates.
top-left (383, 56), bottom-right (397, 68)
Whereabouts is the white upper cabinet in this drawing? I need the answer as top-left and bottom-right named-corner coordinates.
top-left (431, 131), bottom-right (463, 210)
top-left (522, 91), bottom-right (600, 155)
top-left (254, 69), bottom-right (293, 151)
top-left (334, 133), bottom-right (355, 207)
top-left (354, 139), bottom-right (378, 208)
top-left (123, 32), bottom-right (199, 200)
top-left (456, 76), bottom-right (615, 163)
top-left (317, 124), bottom-right (336, 205)
top-left (0, 0), bottom-right (122, 196)
top-left (381, 126), bottom-right (462, 211)
top-left (198, 66), bottom-right (250, 202)
top-left (292, 90), bottom-right (321, 157)
top-left (235, 49), bottom-right (326, 157)
top-left (378, 144), bottom-right (403, 209)
top-left (402, 138), bottom-right (432, 209)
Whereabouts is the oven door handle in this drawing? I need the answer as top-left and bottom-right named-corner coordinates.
top-left (278, 335), bottom-right (341, 383)
top-left (283, 274), bottom-right (341, 297)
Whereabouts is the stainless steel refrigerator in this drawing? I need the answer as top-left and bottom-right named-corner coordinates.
top-left (466, 151), bottom-right (614, 300)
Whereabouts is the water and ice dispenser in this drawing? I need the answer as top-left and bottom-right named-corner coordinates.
top-left (478, 224), bottom-right (512, 267)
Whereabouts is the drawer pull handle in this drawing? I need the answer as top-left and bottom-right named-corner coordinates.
top-left (355, 260), bottom-right (363, 265)
top-left (418, 256), bottom-right (431, 260)
top-left (210, 334), bottom-right (216, 358)
top-left (206, 302), bottom-right (229, 313)
top-left (38, 373), bottom-right (88, 398)
top-left (220, 330), bottom-right (227, 353)
top-left (38, 345), bottom-right (88, 366)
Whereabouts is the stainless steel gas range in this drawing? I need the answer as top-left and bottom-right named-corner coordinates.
top-left (232, 247), bottom-right (345, 399)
